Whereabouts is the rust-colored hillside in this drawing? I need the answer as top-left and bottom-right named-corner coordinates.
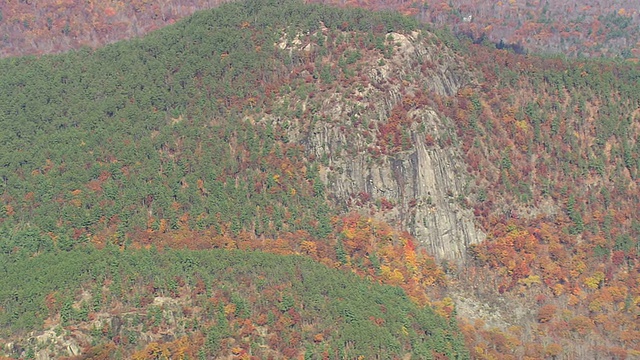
top-left (1, 0), bottom-right (639, 58)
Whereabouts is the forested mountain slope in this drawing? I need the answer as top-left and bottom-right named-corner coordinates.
top-left (0, 248), bottom-right (466, 359)
top-left (0, 2), bottom-right (464, 359)
top-left (446, 44), bottom-right (640, 358)
top-left (0, 0), bottom-right (639, 359)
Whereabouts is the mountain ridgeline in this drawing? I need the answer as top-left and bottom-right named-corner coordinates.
top-left (1, 0), bottom-right (640, 359)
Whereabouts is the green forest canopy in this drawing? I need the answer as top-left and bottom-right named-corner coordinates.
top-left (0, 247), bottom-right (468, 358)
top-left (0, 0), bottom-right (415, 248)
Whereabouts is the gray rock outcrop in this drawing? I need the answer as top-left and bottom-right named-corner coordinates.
top-left (278, 30), bottom-right (486, 260)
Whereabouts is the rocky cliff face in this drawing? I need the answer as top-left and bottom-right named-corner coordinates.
top-left (311, 116), bottom-right (485, 260)
top-left (277, 30), bottom-right (486, 260)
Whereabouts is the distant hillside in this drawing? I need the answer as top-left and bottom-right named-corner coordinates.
top-left (1, 0), bottom-right (639, 58)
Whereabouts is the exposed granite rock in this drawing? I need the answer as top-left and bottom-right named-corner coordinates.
top-left (5, 295), bottom-right (190, 359)
top-left (6, 328), bottom-right (82, 360)
top-left (307, 109), bottom-right (484, 260)
top-left (278, 30), bottom-right (486, 260)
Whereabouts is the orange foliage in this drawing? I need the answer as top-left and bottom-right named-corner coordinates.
top-left (536, 304), bottom-right (556, 323)
top-left (131, 336), bottom-right (201, 360)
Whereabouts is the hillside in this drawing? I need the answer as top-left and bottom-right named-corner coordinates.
top-left (0, 0), bottom-right (639, 359)
top-left (449, 44), bottom-right (640, 358)
top-left (0, 248), bottom-right (466, 359)
top-left (1, 0), bottom-right (640, 59)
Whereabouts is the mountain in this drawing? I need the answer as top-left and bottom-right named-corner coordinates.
top-left (0, 0), bottom-right (639, 359)
top-left (0, 2), bottom-right (468, 359)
